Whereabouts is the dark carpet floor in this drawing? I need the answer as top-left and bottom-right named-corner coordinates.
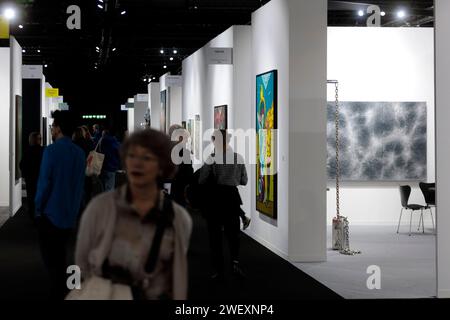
top-left (0, 205), bottom-right (342, 300)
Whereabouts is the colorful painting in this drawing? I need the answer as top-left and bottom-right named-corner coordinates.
top-left (256, 70), bottom-right (277, 219)
top-left (214, 105), bottom-right (227, 130)
top-left (160, 90), bottom-right (167, 133)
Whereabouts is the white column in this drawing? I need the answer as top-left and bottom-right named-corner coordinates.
top-left (436, 0), bottom-right (450, 298)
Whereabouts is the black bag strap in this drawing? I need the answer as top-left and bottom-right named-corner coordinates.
top-left (144, 195), bottom-right (174, 273)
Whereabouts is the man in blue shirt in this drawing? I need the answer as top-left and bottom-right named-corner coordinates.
top-left (98, 124), bottom-right (120, 191)
top-left (35, 110), bottom-right (85, 299)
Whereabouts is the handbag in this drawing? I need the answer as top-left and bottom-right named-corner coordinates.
top-left (85, 139), bottom-right (105, 177)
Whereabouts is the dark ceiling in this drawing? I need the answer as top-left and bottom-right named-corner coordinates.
top-left (0, 0), bottom-right (435, 120)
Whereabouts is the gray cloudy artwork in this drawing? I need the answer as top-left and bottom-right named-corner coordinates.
top-left (327, 102), bottom-right (427, 181)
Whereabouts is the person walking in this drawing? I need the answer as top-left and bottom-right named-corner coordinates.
top-left (34, 110), bottom-right (86, 299)
top-left (98, 125), bottom-right (121, 191)
top-left (74, 129), bottom-right (192, 300)
top-left (199, 129), bottom-right (248, 281)
top-left (20, 132), bottom-right (44, 222)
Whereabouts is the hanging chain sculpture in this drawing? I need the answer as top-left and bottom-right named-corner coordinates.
top-left (328, 81), bottom-right (361, 256)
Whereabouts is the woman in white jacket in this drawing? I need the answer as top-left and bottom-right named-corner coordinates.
top-left (74, 129), bottom-right (192, 300)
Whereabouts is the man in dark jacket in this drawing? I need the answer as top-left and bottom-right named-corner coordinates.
top-left (20, 132), bottom-right (44, 222)
top-left (98, 125), bottom-right (120, 191)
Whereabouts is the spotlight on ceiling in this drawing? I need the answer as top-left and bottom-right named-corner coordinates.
top-left (397, 10), bottom-right (406, 18)
top-left (3, 8), bottom-right (16, 20)
top-left (96, 46), bottom-right (100, 52)
top-left (121, 10), bottom-right (126, 15)
top-left (37, 49), bottom-right (41, 53)
top-left (44, 64), bottom-right (48, 68)
top-left (160, 49), bottom-right (164, 54)
top-left (173, 49), bottom-right (178, 54)
top-left (97, 4), bottom-right (103, 9)
top-left (381, 11), bottom-right (386, 17)
top-left (22, 49), bottom-right (26, 53)
top-left (98, 0), bottom-right (104, 2)
top-left (170, 57), bottom-right (174, 61)
top-left (18, 24), bottom-right (23, 29)
top-left (112, 48), bottom-right (117, 52)
top-left (152, 77), bottom-right (156, 80)
top-left (163, 65), bottom-right (167, 69)
top-left (358, 10), bottom-right (364, 17)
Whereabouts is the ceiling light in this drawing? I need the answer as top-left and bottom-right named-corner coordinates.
top-left (194, 6), bottom-right (198, 10)
top-left (22, 49), bottom-right (26, 53)
top-left (97, 4), bottom-right (103, 9)
top-left (3, 8), bottom-right (16, 20)
top-left (358, 10), bottom-right (364, 17)
top-left (160, 49), bottom-right (164, 54)
top-left (112, 48), bottom-right (116, 52)
top-left (18, 24), bottom-right (23, 29)
top-left (152, 77), bottom-right (156, 80)
top-left (37, 49), bottom-right (41, 53)
top-left (397, 10), bottom-right (406, 18)
top-left (121, 10), bottom-right (126, 15)
top-left (98, 0), bottom-right (104, 2)
top-left (170, 57), bottom-right (174, 61)
top-left (163, 65), bottom-right (167, 69)
top-left (44, 64), bottom-right (48, 68)
top-left (380, 11), bottom-right (386, 17)
top-left (173, 49), bottom-right (178, 54)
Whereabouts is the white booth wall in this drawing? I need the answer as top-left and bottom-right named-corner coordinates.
top-left (326, 27), bottom-right (435, 225)
top-left (436, 0), bottom-right (450, 299)
top-left (0, 47), bottom-right (10, 207)
top-left (182, 0), bottom-right (327, 262)
top-left (0, 37), bottom-right (23, 213)
top-left (10, 37), bottom-right (22, 215)
top-left (133, 94), bottom-right (149, 131)
top-left (160, 73), bottom-right (182, 131)
top-left (148, 82), bottom-right (161, 130)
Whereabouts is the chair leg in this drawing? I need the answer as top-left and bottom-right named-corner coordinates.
top-left (418, 211), bottom-right (423, 231)
top-left (430, 208), bottom-right (435, 232)
top-left (397, 208), bottom-right (404, 233)
top-left (422, 209), bottom-right (425, 233)
top-left (409, 210), bottom-right (413, 236)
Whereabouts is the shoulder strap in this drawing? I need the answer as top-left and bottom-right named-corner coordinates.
top-left (144, 195), bottom-right (174, 274)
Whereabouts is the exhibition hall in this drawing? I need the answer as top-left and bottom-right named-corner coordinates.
top-left (0, 0), bottom-right (449, 304)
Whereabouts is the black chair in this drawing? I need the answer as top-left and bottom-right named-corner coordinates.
top-left (418, 182), bottom-right (436, 232)
top-left (397, 185), bottom-right (426, 236)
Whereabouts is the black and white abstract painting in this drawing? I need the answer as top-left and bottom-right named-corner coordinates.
top-left (327, 102), bottom-right (427, 181)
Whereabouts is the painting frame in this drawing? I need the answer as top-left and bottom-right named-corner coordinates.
top-left (256, 70), bottom-right (278, 219)
top-left (214, 105), bottom-right (228, 130)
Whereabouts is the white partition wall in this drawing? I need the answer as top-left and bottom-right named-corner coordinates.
top-left (133, 94), bottom-right (149, 131)
top-left (160, 73), bottom-right (182, 131)
top-left (436, 0), bottom-right (450, 299)
top-left (327, 28), bottom-right (435, 225)
top-left (0, 48), bottom-right (10, 207)
top-left (10, 37), bottom-right (23, 215)
top-left (148, 82), bottom-right (161, 131)
top-left (249, 0), bottom-right (327, 262)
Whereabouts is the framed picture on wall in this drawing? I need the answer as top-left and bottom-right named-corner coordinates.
top-left (15, 95), bottom-right (22, 184)
top-left (214, 105), bottom-right (228, 130)
top-left (160, 90), bottom-right (167, 133)
top-left (256, 70), bottom-right (278, 219)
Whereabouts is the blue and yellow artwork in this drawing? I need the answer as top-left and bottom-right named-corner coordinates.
top-left (256, 70), bottom-right (277, 219)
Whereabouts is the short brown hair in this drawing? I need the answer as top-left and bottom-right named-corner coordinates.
top-left (121, 129), bottom-right (176, 180)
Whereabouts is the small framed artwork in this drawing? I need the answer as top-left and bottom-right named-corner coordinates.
top-left (214, 105), bottom-right (227, 130)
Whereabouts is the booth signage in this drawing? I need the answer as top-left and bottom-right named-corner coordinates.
top-left (136, 94), bottom-right (148, 102)
top-left (0, 17), bottom-right (9, 39)
top-left (58, 102), bottom-right (69, 111)
top-left (165, 75), bottom-right (183, 87)
top-left (207, 47), bottom-right (233, 65)
top-left (22, 65), bottom-right (44, 79)
top-left (45, 88), bottom-right (59, 97)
